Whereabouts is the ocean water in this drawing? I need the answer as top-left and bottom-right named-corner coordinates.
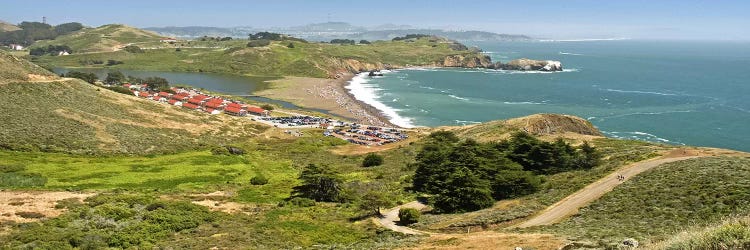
top-left (348, 40), bottom-right (750, 152)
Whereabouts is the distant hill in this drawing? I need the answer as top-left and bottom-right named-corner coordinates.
top-left (144, 26), bottom-right (235, 38)
top-left (37, 35), bottom-right (492, 78)
top-left (448, 114), bottom-right (602, 142)
top-left (32, 24), bottom-right (163, 53)
top-left (0, 20), bottom-right (20, 32)
top-left (144, 22), bottom-right (532, 42)
top-left (0, 51), bottom-right (264, 154)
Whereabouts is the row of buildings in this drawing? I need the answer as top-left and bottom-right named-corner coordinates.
top-left (128, 85), bottom-right (269, 117)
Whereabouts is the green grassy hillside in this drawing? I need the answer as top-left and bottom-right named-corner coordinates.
top-left (0, 51), bottom-right (59, 83)
top-left (34, 35), bottom-right (489, 77)
top-left (533, 156), bottom-right (750, 248)
top-left (32, 24), bottom-right (163, 53)
top-left (0, 51), bottom-right (264, 154)
top-left (655, 215), bottom-right (750, 250)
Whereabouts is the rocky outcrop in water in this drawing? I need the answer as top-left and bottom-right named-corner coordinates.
top-left (440, 54), bottom-right (493, 68)
top-left (489, 58), bottom-right (563, 71)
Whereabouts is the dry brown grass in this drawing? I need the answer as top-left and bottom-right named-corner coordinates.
top-left (404, 231), bottom-right (566, 250)
top-left (0, 191), bottom-right (94, 224)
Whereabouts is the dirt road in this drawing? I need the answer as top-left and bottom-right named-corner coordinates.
top-left (514, 155), bottom-right (701, 228)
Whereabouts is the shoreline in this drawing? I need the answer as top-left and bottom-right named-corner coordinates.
top-left (253, 74), bottom-right (397, 128)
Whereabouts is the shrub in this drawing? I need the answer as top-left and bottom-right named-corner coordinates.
top-left (210, 146), bottom-right (230, 155)
top-left (278, 197), bottom-right (316, 207)
top-left (247, 39), bottom-right (270, 47)
top-left (362, 153), bottom-right (384, 167)
top-left (398, 208), bottom-right (420, 224)
top-left (250, 175), bottom-right (268, 185)
top-left (260, 104), bottom-right (274, 111)
top-left (16, 211), bottom-right (45, 219)
top-left (359, 40), bottom-right (371, 44)
top-left (123, 45), bottom-right (143, 53)
top-left (287, 43), bottom-right (295, 48)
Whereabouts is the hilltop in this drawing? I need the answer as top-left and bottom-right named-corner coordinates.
top-left (32, 24), bottom-right (163, 53)
top-left (34, 31), bottom-right (491, 78)
top-left (0, 20), bottom-right (20, 32)
top-left (0, 51), bottom-right (264, 154)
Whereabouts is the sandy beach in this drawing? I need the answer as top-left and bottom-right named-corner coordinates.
top-left (253, 74), bottom-right (396, 127)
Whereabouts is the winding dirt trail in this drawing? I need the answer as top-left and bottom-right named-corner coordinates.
top-left (514, 155), bottom-right (701, 228)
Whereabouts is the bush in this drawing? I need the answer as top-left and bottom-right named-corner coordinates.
top-left (398, 208), bottom-right (420, 225)
top-left (287, 43), bottom-right (295, 48)
top-left (278, 197), bottom-right (316, 207)
top-left (247, 39), bottom-right (270, 47)
top-left (16, 211), bottom-right (45, 219)
top-left (210, 146), bottom-right (229, 155)
top-left (362, 153), bottom-right (384, 167)
top-left (260, 104), bottom-right (274, 111)
top-left (250, 175), bottom-right (268, 185)
top-left (123, 45), bottom-right (143, 53)
top-left (359, 40), bottom-right (371, 44)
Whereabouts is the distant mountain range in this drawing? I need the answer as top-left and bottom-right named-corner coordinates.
top-left (144, 22), bottom-right (531, 42)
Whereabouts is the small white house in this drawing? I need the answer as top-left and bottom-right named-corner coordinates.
top-left (160, 37), bottom-right (177, 43)
top-left (8, 44), bottom-right (24, 50)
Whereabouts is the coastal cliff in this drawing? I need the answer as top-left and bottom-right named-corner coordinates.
top-left (489, 58), bottom-right (563, 71)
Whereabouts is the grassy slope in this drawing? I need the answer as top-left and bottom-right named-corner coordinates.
top-left (32, 24), bottom-right (163, 53)
top-left (0, 132), bottom-right (421, 248)
top-left (654, 215), bottom-right (750, 250)
top-left (530, 156), bottom-right (750, 248)
top-left (0, 51), bottom-right (59, 83)
top-left (0, 21), bottom-right (20, 32)
top-left (34, 37), bottom-right (485, 78)
top-left (0, 51), bottom-right (265, 154)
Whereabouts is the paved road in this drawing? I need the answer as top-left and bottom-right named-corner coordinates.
top-left (514, 156), bottom-right (701, 228)
top-left (376, 201), bottom-right (429, 235)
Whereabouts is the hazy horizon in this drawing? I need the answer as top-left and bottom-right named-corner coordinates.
top-left (2, 0), bottom-right (749, 41)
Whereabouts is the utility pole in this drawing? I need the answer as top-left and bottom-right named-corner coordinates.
top-left (42, 16), bottom-right (46, 24)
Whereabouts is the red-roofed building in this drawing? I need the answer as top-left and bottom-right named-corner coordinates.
top-left (205, 101), bottom-right (223, 109)
top-left (182, 103), bottom-right (200, 110)
top-left (158, 92), bottom-right (172, 98)
top-left (168, 99), bottom-right (182, 106)
top-left (246, 106), bottom-right (266, 115)
top-left (187, 98), bottom-right (204, 105)
top-left (152, 96), bottom-right (163, 102)
top-left (224, 106), bottom-right (247, 116)
top-left (193, 95), bottom-right (209, 101)
top-left (226, 102), bottom-right (242, 109)
top-left (138, 92), bottom-right (151, 98)
top-left (172, 93), bottom-right (189, 101)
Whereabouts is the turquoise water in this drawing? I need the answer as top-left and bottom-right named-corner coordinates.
top-left (355, 40), bottom-right (750, 152)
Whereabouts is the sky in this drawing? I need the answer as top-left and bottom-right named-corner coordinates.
top-left (2, 0), bottom-right (749, 40)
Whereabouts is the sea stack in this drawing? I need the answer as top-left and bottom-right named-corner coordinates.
top-left (490, 58), bottom-right (563, 71)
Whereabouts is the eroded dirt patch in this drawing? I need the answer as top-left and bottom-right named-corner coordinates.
top-left (406, 231), bottom-right (566, 250)
top-left (0, 191), bottom-right (95, 224)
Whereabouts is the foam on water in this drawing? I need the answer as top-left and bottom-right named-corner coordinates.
top-left (345, 72), bottom-right (415, 128)
top-left (603, 88), bottom-right (679, 96)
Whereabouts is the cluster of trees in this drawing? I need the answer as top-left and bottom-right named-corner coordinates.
top-left (330, 39), bottom-right (356, 45)
top-left (199, 36), bottom-right (232, 41)
top-left (248, 32), bottom-right (307, 42)
top-left (392, 34), bottom-right (431, 41)
top-left (0, 22), bottom-right (83, 46)
top-left (412, 131), bottom-right (601, 213)
top-left (29, 45), bottom-right (72, 56)
top-left (65, 71), bottom-right (98, 84)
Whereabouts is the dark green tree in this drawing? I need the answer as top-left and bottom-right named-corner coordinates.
top-left (104, 71), bottom-right (126, 85)
top-left (65, 71), bottom-right (98, 84)
top-left (431, 167), bottom-right (494, 213)
top-left (359, 190), bottom-right (394, 215)
top-left (359, 40), bottom-right (371, 44)
top-left (491, 170), bottom-right (542, 199)
top-left (123, 45), bottom-right (143, 53)
top-left (292, 164), bottom-right (342, 202)
top-left (144, 77), bottom-right (169, 90)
